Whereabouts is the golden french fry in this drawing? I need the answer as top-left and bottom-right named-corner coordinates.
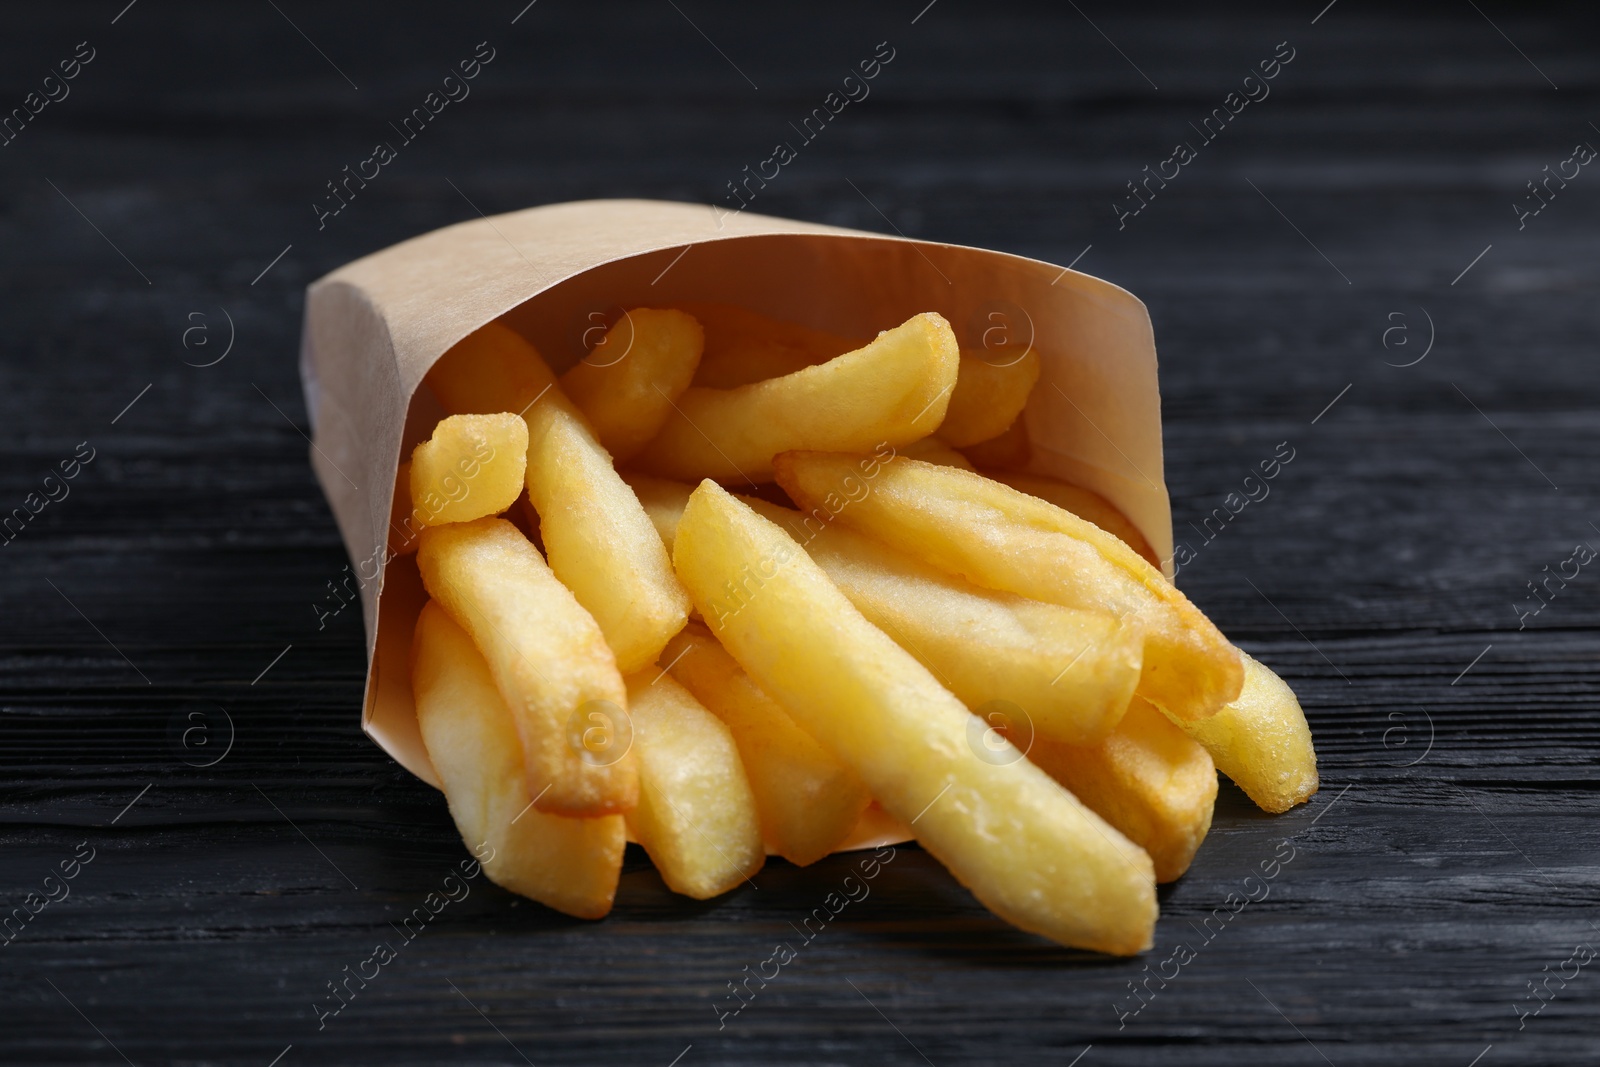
top-left (957, 415), bottom-right (1031, 469)
top-left (1023, 698), bottom-right (1217, 883)
top-left (741, 495), bottom-right (1142, 746)
top-left (412, 602), bottom-right (625, 919)
top-left (672, 480), bottom-right (1156, 955)
top-left (622, 474), bottom-right (1139, 745)
top-left (427, 321), bottom-right (548, 412)
top-left (622, 471), bottom-right (695, 549)
top-left (416, 517), bottom-right (637, 817)
top-left (678, 301), bottom-right (863, 389)
top-left (661, 622), bottom-right (870, 865)
top-left (983, 469), bottom-right (1160, 568)
top-left (900, 435), bottom-right (976, 470)
top-left (560, 308), bottom-right (704, 463)
top-left (773, 452), bottom-right (1243, 722)
top-left (936, 348), bottom-right (1042, 448)
top-left (1162, 651), bottom-right (1317, 813)
top-left (634, 312), bottom-right (960, 483)
top-left (409, 413), bottom-right (528, 526)
top-left (624, 670), bottom-right (765, 898)
top-left (427, 322), bottom-right (690, 673)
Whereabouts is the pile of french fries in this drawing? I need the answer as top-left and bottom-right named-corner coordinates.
top-left (397, 302), bottom-right (1318, 955)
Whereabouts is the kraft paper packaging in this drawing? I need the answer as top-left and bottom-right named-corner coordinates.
top-left (299, 198), bottom-right (1172, 852)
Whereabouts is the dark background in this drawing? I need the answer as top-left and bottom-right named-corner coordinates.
top-left (3, 1), bottom-right (1598, 1064)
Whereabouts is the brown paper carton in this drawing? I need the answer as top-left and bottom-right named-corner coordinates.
top-left (300, 198), bottom-right (1171, 851)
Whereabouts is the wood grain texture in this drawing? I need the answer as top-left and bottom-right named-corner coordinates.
top-left (2, 0), bottom-right (1598, 1063)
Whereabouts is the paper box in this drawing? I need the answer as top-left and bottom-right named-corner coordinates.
top-left (300, 198), bottom-right (1171, 849)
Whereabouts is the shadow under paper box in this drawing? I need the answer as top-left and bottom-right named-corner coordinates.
top-left (298, 198), bottom-right (1173, 854)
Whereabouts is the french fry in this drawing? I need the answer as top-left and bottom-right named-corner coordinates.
top-left (661, 622), bottom-right (870, 865)
top-left (672, 480), bottom-right (1156, 955)
top-left (415, 517), bottom-right (637, 817)
top-left (1162, 651), bottom-right (1317, 813)
top-left (427, 322), bottom-right (690, 673)
top-left (624, 670), bottom-right (765, 898)
top-left (427, 321), bottom-right (549, 412)
top-left (900, 436), bottom-right (976, 470)
top-left (409, 413), bottom-right (528, 526)
top-left (560, 308), bottom-right (704, 463)
top-left (625, 476), bottom-right (1140, 744)
top-left (740, 496), bottom-right (1142, 746)
top-left (1023, 698), bottom-right (1217, 883)
top-left (983, 469), bottom-right (1160, 568)
top-left (773, 452), bottom-right (1243, 722)
top-left (678, 301), bottom-right (862, 389)
top-left (634, 312), bottom-right (960, 483)
top-left (957, 415), bottom-right (1031, 469)
top-left (936, 348), bottom-right (1042, 448)
top-left (412, 602), bottom-right (625, 918)
top-left (622, 471), bottom-right (694, 549)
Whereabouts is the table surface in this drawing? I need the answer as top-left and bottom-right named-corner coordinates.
top-left (3, 2), bottom-right (1598, 1064)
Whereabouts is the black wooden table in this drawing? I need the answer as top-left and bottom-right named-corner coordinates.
top-left (3, 2), bottom-right (1597, 1063)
